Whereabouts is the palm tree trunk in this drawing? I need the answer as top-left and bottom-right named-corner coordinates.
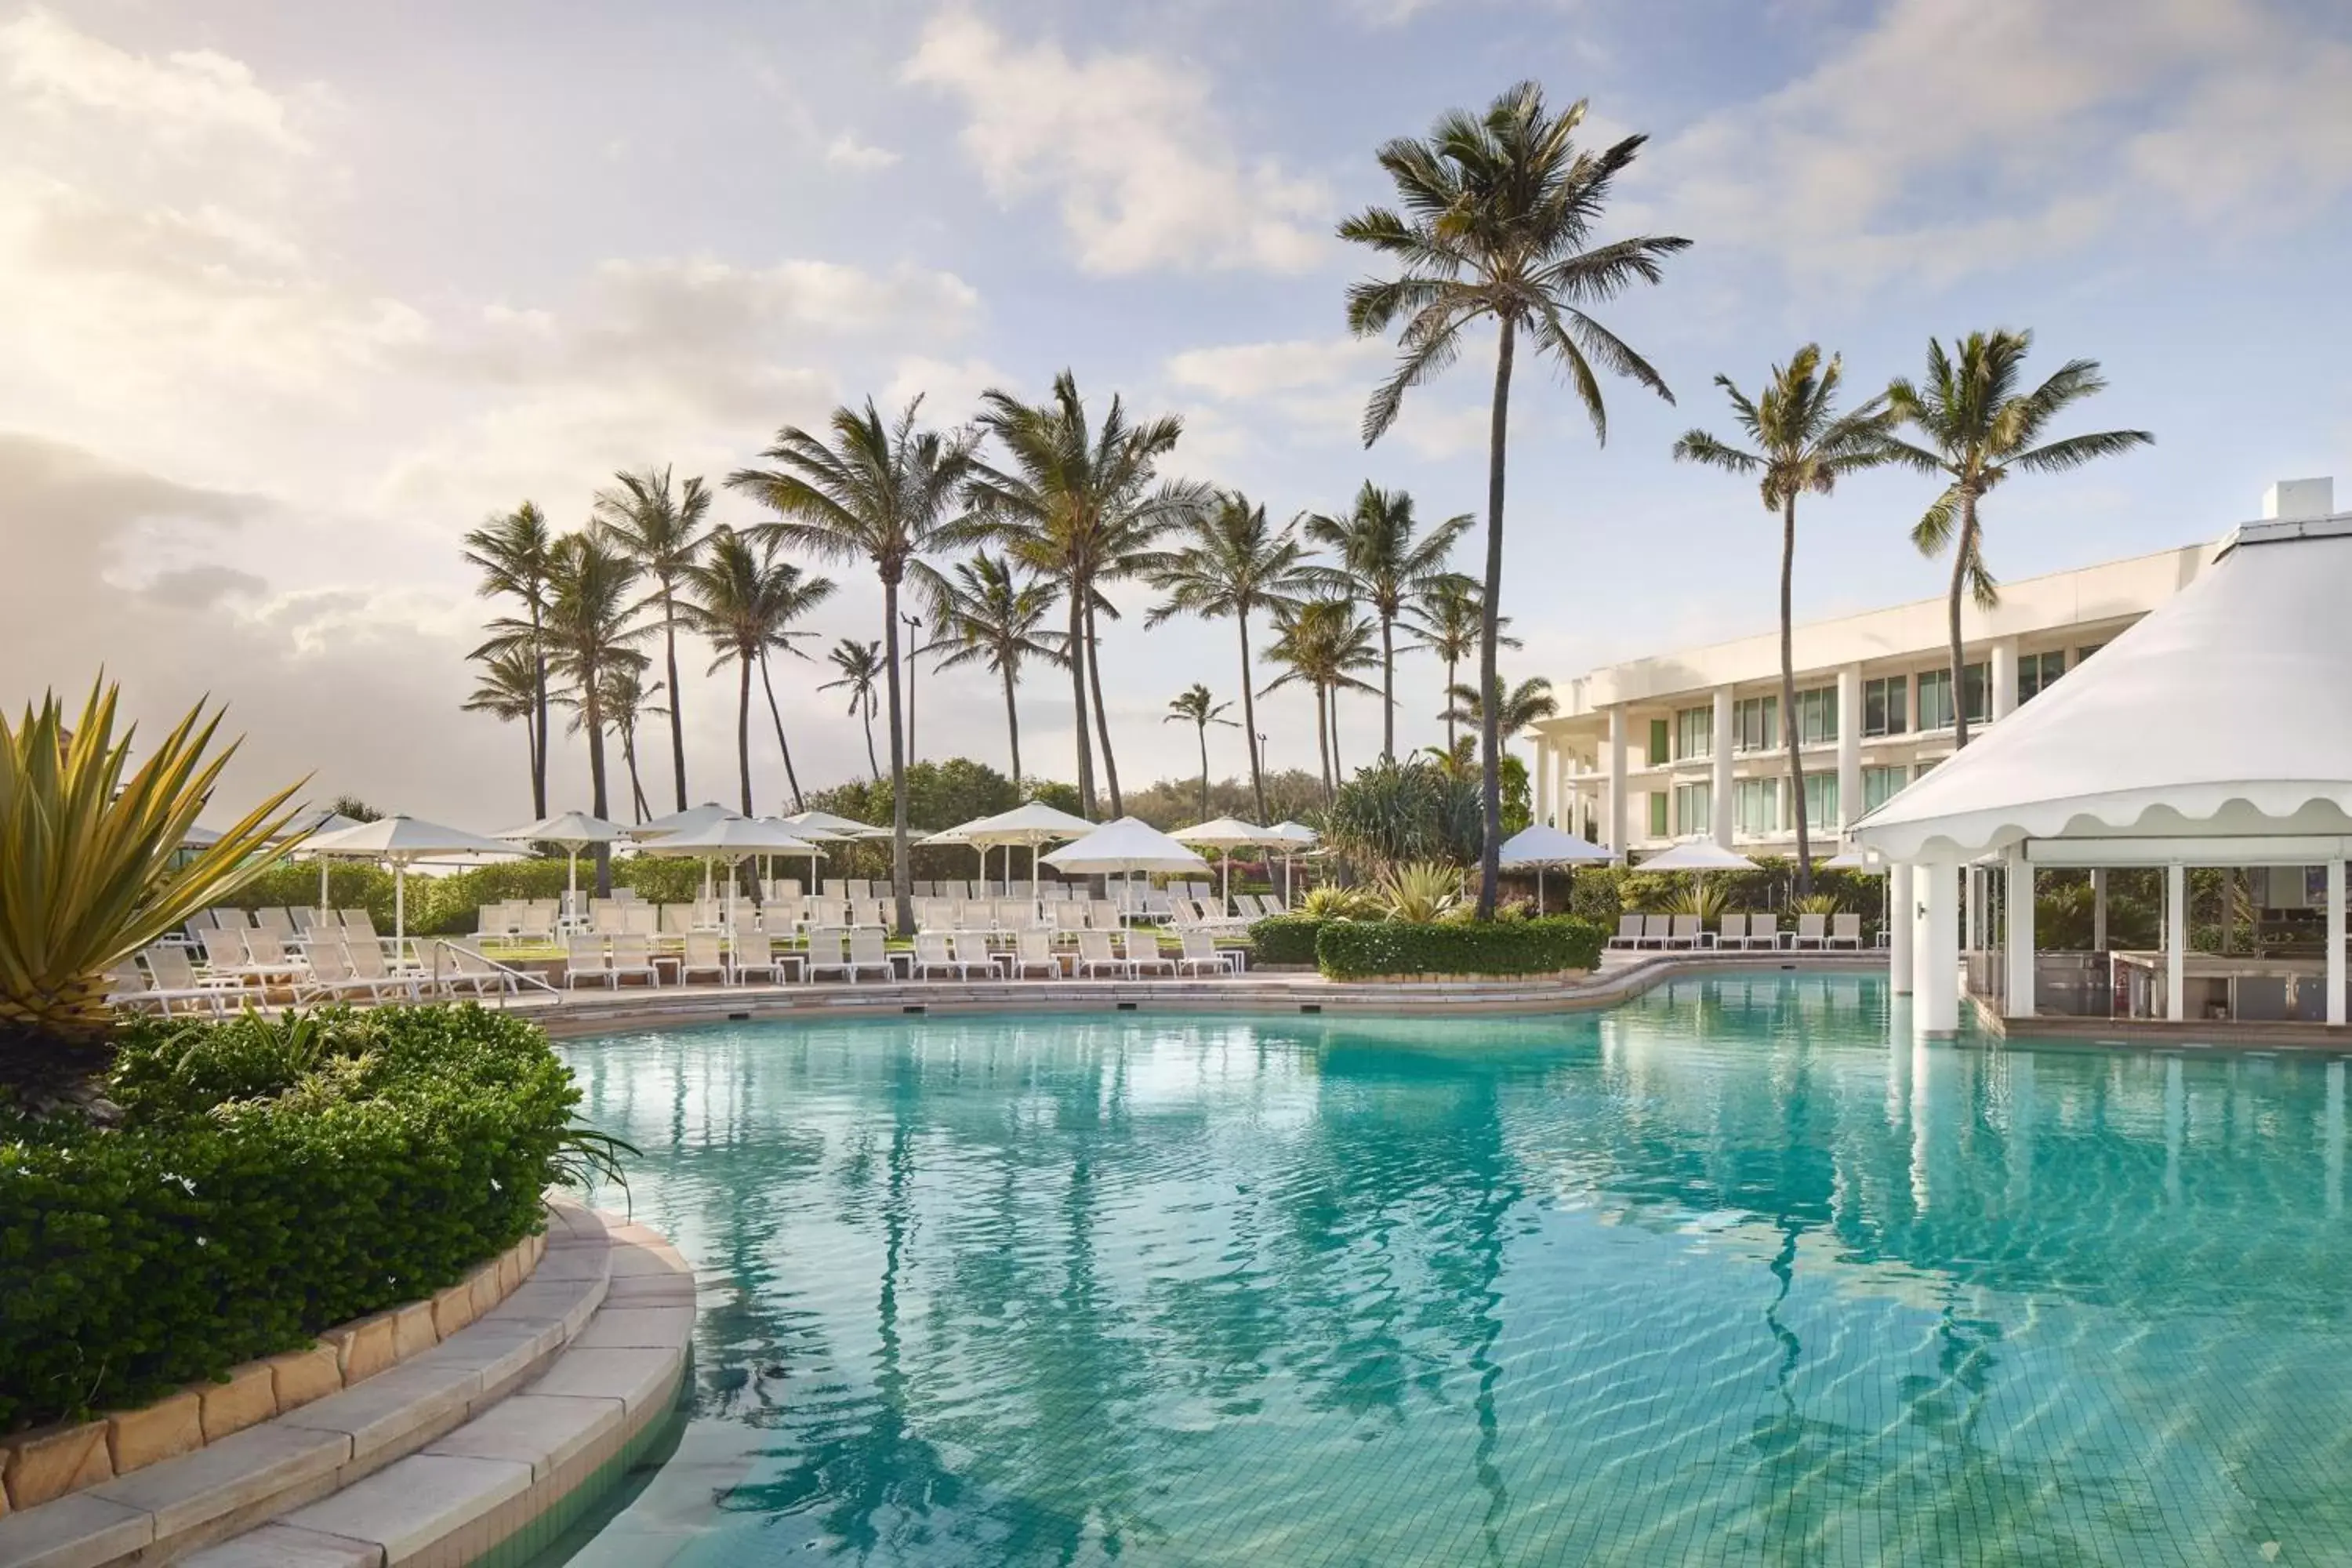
top-left (735, 657), bottom-right (754, 816)
top-left (757, 650), bottom-right (804, 810)
top-left (1066, 593), bottom-right (1095, 815)
top-left (1085, 600), bottom-right (1121, 815)
top-left (583, 669), bottom-right (612, 896)
top-left (1475, 316), bottom-right (1515, 919)
top-left (861, 698), bottom-right (880, 782)
top-left (1315, 684), bottom-right (1333, 800)
top-left (1781, 494), bottom-right (1811, 895)
top-left (1950, 496), bottom-right (1976, 750)
top-left (662, 585), bottom-right (687, 811)
top-left (882, 576), bottom-right (913, 935)
top-left (904, 620), bottom-right (920, 766)
top-left (1329, 689), bottom-right (1344, 782)
top-left (1197, 721), bottom-right (1210, 819)
top-left (528, 604), bottom-right (549, 819)
top-left (1380, 613), bottom-right (1396, 762)
top-left (1237, 613), bottom-right (1265, 822)
top-left (1443, 652), bottom-right (1457, 753)
top-left (1001, 666), bottom-right (1023, 786)
top-left (626, 735), bottom-right (649, 823)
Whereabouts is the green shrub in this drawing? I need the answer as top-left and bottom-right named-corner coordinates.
top-left (0, 1005), bottom-right (610, 1429)
top-left (1316, 916), bottom-right (1607, 979)
top-left (1248, 916), bottom-right (1328, 965)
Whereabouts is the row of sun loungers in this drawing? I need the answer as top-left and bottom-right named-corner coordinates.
top-left (108, 935), bottom-right (522, 1016)
top-left (555, 927), bottom-right (1247, 988)
top-left (1604, 912), bottom-right (1870, 951)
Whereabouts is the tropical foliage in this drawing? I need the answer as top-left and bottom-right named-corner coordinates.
top-left (935, 550), bottom-right (1066, 786)
top-left (1377, 859), bottom-right (1466, 922)
top-left (1163, 683), bottom-right (1237, 822)
top-left (1323, 757), bottom-right (1483, 871)
top-left (1302, 483), bottom-right (1472, 761)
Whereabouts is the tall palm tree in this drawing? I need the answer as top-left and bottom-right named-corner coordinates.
top-left (593, 466), bottom-right (713, 811)
top-left (537, 532), bottom-right (648, 893)
top-left (461, 501), bottom-right (555, 817)
top-left (1881, 330), bottom-right (2154, 749)
top-left (681, 527), bottom-right (839, 815)
top-left (460, 645), bottom-right (539, 808)
top-left (1342, 81), bottom-right (1688, 916)
top-left (1673, 345), bottom-right (1896, 889)
top-left (1262, 598), bottom-right (1381, 800)
top-left (934, 550), bottom-right (1067, 787)
top-left (1406, 581), bottom-right (1519, 753)
top-left (821, 638), bottom-right (887, 782)
top-left (1443, 674), bottom-right (1559, 760)
top-left (1302, 482), bottom-right (1474, 762)
top-left (1141, 493), bottom-right (1313, 822)
top-left (559, 665), bottom-right (664, 823)
top-left (965, 370), bottom-right (1212, 818)
top-left (730, 398), bottom-right (976, 934)
top-left (1164, 684), bottom-right (1237, 821)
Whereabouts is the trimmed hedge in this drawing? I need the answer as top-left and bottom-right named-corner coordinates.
top-left (1247, 915), bottom-right (1327, 966)
top-left (1316, 916), bottom-right (1608, 980)
top-left (0, 1006), bottom-right (597, 1430)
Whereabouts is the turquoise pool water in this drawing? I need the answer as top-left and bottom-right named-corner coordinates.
top-left (551, 977), bottom-right (2352, 1566)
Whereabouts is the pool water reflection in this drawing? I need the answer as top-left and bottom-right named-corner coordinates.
top-left (552, 977), bottom-right (2352, 1566)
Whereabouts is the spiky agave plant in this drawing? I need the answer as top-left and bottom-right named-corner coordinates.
top-left (1379, 860), bottom-right (1466, 924)
top-left (0, 681), bottom-right (304, 1104)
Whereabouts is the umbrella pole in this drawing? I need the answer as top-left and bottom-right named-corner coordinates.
top-left (1221, 849), bottom-right (1232, 913)
top-left (1538, 866), bottom-right (1546, 912)
top-left (394, 861), bottom-right (406, 959)
top-left (318, 855), bottom-right (329, 913)
top-left (567, 848), bottom-right (579, 926)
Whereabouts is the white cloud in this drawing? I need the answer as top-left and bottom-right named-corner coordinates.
top-left (1162, 332), bottom-right (1501, 459)
top-left (902, 8), bottom-right (1330, 274)
top-left (1166, 337), bottom-right (1388, 400)
top-left (823, 132), bottom-right (901, 171)
top-left (0, 7), bottom-right (316, 151)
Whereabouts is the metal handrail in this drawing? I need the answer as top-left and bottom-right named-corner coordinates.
top-left (426, 938), bottom-right (561, 1006)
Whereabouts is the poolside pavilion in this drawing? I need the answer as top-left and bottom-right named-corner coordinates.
top-left (1853, 481), bottom-right (2352, 1038)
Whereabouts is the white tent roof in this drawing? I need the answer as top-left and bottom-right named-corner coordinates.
top-left (497, 810), bottom-right (627, 846)
top-left (1499, 823), bottom-right (1613, 867)
top-left (633, 818), bottom-right (823, 856)
top-left (630, 802), bottom-right (742, 839)
top-left (1041, 816), bottom-right (1208, 874)
top-left (954, 800), bottom-right (1097, 847)
top-left (1638, 839), bottom-right (1761, 873)
top-left (303, 815), bottom-right (519, 862)
top-left (1170, 816), bottom-right (1282, 848)
top-left (1853, 517), bottom-right (2352, 862)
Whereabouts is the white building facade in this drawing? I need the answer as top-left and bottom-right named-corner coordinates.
top-left (1529, 541), bottom-right (2218, 860)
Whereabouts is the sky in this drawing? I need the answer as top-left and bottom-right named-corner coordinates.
top-left (2, 0), bottom-right (2347, 826)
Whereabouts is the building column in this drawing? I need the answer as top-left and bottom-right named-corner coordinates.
top-left (1916, 861), bottom-right (1958, 1038)
top-left (1990, 637), bottom-right (2020, 721)
top-left (1890, 862), bottom-right (1915, 995)
top-left (1711, 685), bottom-right (1734, 848)
top-left (2329, 859), bottom-right (2346, 1028)
top-left (2092, 867), bottom-right (2107, 951)
top-left (1837, 662), bottom-right (1863, 833)
top-left (2165, 862), bottom-right (2187, 1021)
top-left (1606, 706), bottom-right (1628, 858)
top-left (1534, 738), bottom-right (1552, 826)
top-left (2005, 844), bottom-right (2035, 1018)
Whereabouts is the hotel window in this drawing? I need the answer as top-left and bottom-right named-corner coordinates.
top-left (1863, 675), bottom-right (1908, 736)
top-left (1733, 777), bottom-right (1780, 836)
top-left (1917, 669), bottom-right (1953, 730)
top-left (1649, 792), bottom-right (1669, 838)
top-left (1915, 760), bottom-right (1940, 782)
top-left (1864, 764), bottom-right (1908, 812)
top-left (1732, 695), bottom-right (1779, 753)
top-left (1648, 718), bottom-right (1670, 768)
top-left (2017, 650), bottom-right (2066, 702)
top-left (1802, 773), bottom-right (1839, 831)
top-left (1674, 782), bottom-right (1712, 837)
top-left (2077, 641), bottom-right (2106, 664)
top-left (1793, 686), bottom-right (1838, 746)
top-left (1964, 662), bottom-right (1990, 723)
top-left (1674, 704), bottom-right (1713, 760)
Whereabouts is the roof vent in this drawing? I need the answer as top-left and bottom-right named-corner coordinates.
top-left (2263, 477), bottom-right (2334, 521)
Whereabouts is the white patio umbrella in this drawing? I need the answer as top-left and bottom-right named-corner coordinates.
top-left (758, 817), bottom-right (851, 902)
top-left (270, 808), bottom-right (364, 844)
top-left (1044, 816), bottom-right (1208, 908)
top-left (956, 801), bottom-right (1097, 896)
top-left (1171, 816), bottom-right (1286, 909)
top-left (919, 826), bottom-right (989, 884)
top-left (779, 808), bottom-right (891, 839)
top-left (634, 817), bottom-right (823, 932)
top-left (1265, 821), bottom-right (1319, 906)
top-left (302, 815), bottom-right (521, 953)
top-left (496, 811), bottom-right (628, 923)
top-left (1498, 823), bottom-right (1613, 910)
top-left (630, 802), bottom-right (743, 839)
top-left (1636, 837), bottom-right (1760, 918)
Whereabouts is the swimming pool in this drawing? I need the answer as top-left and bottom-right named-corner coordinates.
top-left (547, 976), bottom-right (2352, 1566)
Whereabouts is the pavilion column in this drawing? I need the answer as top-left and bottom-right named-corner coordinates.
top-left (1606, 707), bottom-right (1628, 858)
top-left (2005, 844), bottom-right (2035, 1018)
top-left (1916, 861), bottom-right (1958, 1038)
top-left (1711, 686), bottom-right (1734, 848)
top-left (1836, 663), bottom-right (1863, 834)
top-left (1990, 637), bottom-right (2019, 721)
top-left (1889, 863), bottom-right (1915, 996)
top-left (2092, 868), bottom-right (2107, 951)
top-left (2328, 859), bottom-right (2346, 1028)
top-left (2165, 862), bottom-right (2187, 1022)
top-left (1535, 739), bottom-right (1552, 826)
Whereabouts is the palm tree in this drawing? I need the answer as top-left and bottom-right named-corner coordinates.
top-left (1881, 331), bottom-right (2154, 749)
top-left (934, 550), bottom-right (1066, 787)
top-left (1142, 493), bottom-right (1313, 822)
top-left (822, 637), bottom-right (887, 782)
top-left (460, 645), bottom-right (540, 808)
top-left (1406, 581), bottom-right (1519, 753)
top-left (965, 370), bottom-right (1213, 818)
top-left (593, 466), bottom-right (713, 811)
top-left (1164, 684), bottom-right (1238, 820)
top-left (1342, 81), bottom-right (1689, 916)
top-left (461, 501), bottom-right (555, 817)
top-left (681, 527), bottom-right (839, 815)
top-left (559, 665), bottom-right (665, 822)
top-left (1673, 345), bottom-right (1896, 890)
top-left (1302, 482), bottom-right (1474, 763)
top-left (730, 399), bottom-right (976, 934)
top-left (1262, 598), bottom-right (1381, 800)
top-left (1443, 675), bottom-right (1559, 761)
top-left (537, 532), bottom-right (648, 893)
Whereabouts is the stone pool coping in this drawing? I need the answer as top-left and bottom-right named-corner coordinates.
top-left (0, 1203), bottom-right (694, 1568)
